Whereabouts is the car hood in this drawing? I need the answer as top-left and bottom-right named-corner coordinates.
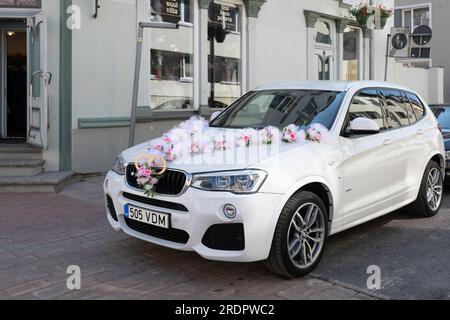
top-left (122, 135), bottom-right (331, 174)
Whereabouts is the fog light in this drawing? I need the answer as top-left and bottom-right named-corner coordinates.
top-left (223, 204), bottom-right (237, 219)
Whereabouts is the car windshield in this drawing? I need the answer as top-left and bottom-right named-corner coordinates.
top-left (210, 90), bottom-right (346, 130)
top-left (433, 106), bottom-right (450, 129)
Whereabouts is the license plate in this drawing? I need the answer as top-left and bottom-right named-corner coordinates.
top-left (124, 204), bottom-right (170, 229)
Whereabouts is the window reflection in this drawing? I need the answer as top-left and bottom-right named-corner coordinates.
top-left (149, 0), bottom-right (194, 110)
top-left (208, 2), bottom-right (242, 109)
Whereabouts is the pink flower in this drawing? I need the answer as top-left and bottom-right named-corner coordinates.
top-left (150, 178), bottom-right (159, 185)
top-left (191, 143), bottom-right (201, 154)
top-left (153, 144), bottom-right (163, 151)
top-left (143, 169), bottom-right (152, 177)
top-left (138, 168), bottom-right (145, 176)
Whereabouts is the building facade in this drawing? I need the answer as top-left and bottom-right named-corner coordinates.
top-left (0, 0), bottom-right (444, 178)
top-left (394, 0), bottom-right (450, 102)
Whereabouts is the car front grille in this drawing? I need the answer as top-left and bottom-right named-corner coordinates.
top-left (126, 164), bottom-right (187, 196)
top-left (125, 218), bottom-right (190, 244)
top-left (202, 224), bottom-right (245, 251)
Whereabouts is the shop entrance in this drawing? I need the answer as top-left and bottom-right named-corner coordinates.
top-left (0, 14), bottom-right (49, 148)
top-left (0, 20), bottom-right (27, 139)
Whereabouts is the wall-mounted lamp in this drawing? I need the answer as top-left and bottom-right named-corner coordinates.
top-left (93, 0), bottom-right (100, 19)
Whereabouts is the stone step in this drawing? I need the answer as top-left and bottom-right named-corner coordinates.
top-left (0, 144), bottom-right (42, 160)
top-left (0, 172), bottom-right (74, 193)
top-left (0, 159), bottom-right (46, 177)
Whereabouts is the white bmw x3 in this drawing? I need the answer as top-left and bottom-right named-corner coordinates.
top-left (104, 81), bottom-right (445, 277)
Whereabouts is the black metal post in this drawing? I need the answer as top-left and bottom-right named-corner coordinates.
top-left (384, 34), bottom-right (391, 82)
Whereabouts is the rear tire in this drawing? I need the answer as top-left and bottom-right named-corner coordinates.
top-left (406, 160), bottom-right (443, 218)
top-left (265, 191), bottom-right (328, 278)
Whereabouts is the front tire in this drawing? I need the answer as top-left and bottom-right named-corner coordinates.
top-left (265, 191), bottom-right (328, 278)
top-left (406, 160), bottom-right (443, 217)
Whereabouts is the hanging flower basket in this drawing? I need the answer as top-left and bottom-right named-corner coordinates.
top-left (349, 3), bottom-right (373, 28)
top-left (349, 3), bottom-right (393, 29)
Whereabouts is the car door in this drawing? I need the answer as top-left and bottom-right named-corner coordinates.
top-left (339, 88), bottom-right (403, 224)
top-left (381, 89), bottom-right (422, 197)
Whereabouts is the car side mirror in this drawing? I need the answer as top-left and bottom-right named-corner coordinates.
top-left (210, 111), bottom-right (222, 122)
top-left (350, 117), bottom-right (380, 135)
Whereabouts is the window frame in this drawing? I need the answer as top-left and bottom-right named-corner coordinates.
top-left (341, 25), bottom-right (363, 81)
top-left (397, 3), bottom-right (432, 31)
top-left (340, 88), bottom-right (388, 138)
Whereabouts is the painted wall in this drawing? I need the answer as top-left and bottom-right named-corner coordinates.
top-left (71, 0), bottom-right (136, 127)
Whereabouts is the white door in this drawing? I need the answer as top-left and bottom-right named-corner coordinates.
top-left (27, 13), bottom-right (50, 149)
top-left (313, 18), bottom-right (336, 81)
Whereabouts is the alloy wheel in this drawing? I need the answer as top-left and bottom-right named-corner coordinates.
top-left (287, 203), bottom-right (326, 269)
top-left (426, 167), bottom-right (443, 211)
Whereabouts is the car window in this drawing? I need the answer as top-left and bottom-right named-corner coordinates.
top-left (210, 90), bottom-right (346, 130)
top-left (401, 91), bottom-right (418, 122)
top-left (344, 89), bottom-right (387, 135)
top-left (405, 92), bottom-right (425, 120)
top-left (434, 107), bottom-right (450, 130)
top-left (381, 89), bottom-right (411, 129)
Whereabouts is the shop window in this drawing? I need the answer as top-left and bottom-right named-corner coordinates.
top-left (149, 0), bottom-right (194, 110)
top-left (342, 27), bottom-right (361, 81)
top-left (208, 55), bottom-right (240, 84)
top-left (151, 50), bottom-right (193, 81)
top-left (207, 2), bottom-right (242, 109)
top-left (314, 20), bottom-right (332, 45)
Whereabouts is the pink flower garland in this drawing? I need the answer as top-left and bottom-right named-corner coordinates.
top-left (133, 117), bottom-right (330, 196)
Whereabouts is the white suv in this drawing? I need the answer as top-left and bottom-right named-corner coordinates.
top-left (104, 81), bottom-right (444, 277)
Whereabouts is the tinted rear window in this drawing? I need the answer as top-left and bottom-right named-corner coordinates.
top-left (405, 92), bottom-right (425, 119)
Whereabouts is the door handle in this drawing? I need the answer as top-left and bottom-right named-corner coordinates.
top-left (417, 129), bottom-right (425, 135)
top-left (383, 139), bottom-right (394, 146)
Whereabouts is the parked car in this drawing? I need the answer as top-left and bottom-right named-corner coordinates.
top-left (429, 104), bottom-right (450, 176)
top-left (105, 81), bottom-right (444, 277)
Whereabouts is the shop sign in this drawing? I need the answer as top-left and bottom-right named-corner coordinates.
top-left (161, 0), bottom-right (181, 24)
top-left (0, 0), bottom-right (42, 9)
top-left (208, 3), bottom-right (237, 32)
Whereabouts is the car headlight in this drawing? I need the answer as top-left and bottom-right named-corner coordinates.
top-left (191, 170), bottom-right (268, 194)
top-left (112, 154), bottom-right (127, 176)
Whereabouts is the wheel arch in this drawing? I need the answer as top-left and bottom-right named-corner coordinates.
top-left (265, 177), bottom-right (336, 252)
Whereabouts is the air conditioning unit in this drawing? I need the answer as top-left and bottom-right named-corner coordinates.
top-left (410, 25), bottom-right (432, 59)
top-left (389, 27), bottom-right (410, 58)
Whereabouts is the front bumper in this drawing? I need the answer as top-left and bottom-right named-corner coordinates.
top-left (103, 171), bottom-right (283, 262)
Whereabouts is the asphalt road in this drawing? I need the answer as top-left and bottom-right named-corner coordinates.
top-left (314, 187), bottom-right (450, 299)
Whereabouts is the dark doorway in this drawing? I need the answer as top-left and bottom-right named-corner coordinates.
top-left (5, 30), bottom-right (27, 138)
